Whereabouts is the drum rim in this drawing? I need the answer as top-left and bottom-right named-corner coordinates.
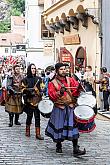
top-left (38, 99), bottom-right (53, 114)
top-left (77, 93), bottom-right (96, 107)
top-left (74, 105), bottom-right (95, 121)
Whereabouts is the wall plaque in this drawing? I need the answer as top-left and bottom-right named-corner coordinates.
top-left (63, 34), bottom-right (81, 45)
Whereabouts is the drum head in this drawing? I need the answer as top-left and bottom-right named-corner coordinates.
top-left (77, 93), bottom-right (96, 108)
top-left (74, 105), bottom-right (94, 120)
top-left (38, 99), bottom-right (53, 114)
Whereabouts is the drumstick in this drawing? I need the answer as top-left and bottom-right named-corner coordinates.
top-left (65, 87), bottom-right (78, 89)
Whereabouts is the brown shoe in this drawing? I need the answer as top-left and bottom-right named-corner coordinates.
top-left (35, 127), bottom-right (44, 140)
top-left (25, 125), bottom-right (30, 137)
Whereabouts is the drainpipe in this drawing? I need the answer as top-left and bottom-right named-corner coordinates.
top-left (98, 0), bottom-right (103, 67)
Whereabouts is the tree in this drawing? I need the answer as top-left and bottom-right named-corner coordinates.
top-left (10, 8), bottom-right (22, 16)
top-left (0, 20), bottom-right (11, 33)
top-left (0, 0), bottom-right (25, 33)
top-left (6, 0), bottom-right (25, 14)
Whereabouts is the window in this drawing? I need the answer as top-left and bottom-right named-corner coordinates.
top-left (12, 48), bottom-right (16, 53)
top-left (16, 45), bottom-right (26, 50)
top-left (5, 48), bottom-right (8, 53)
top-left (41, 16), bottom-right (54, 38)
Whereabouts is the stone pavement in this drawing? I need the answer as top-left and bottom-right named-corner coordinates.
top-left (98, 110), bottom-right (110, 120)
top-left (0, 106), bottom-right (110, 165)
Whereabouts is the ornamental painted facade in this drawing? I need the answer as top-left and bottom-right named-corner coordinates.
top-left (43, 0), bottom-right (101, 75)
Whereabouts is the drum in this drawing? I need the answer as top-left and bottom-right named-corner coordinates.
top-left (38, 98), bottom-right (53, 118)
top-left (77, 92), bottom-right (96, 108)
top-left (5, 93), bottom-right (23, 114)
top-left (74, 105), bottom-right (96, 133)
top-left (0, 88), bottom-right (2, 103)
top-left (22, 88), bottom-right (41, 107)
top-left (1, 87), bottom-right (7, 105)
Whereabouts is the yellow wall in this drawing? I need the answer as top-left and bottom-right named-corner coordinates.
top-left (43, 0), bottom-right (101, 73)
top-left (44, 0), bottom-right (98, 16)
top-left (54, 18), bottom-right (100, 73)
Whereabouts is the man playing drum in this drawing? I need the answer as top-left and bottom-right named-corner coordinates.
top-left (21, 63), bottom-right (44, 140)
top-left (45, 63), bottom-right (86, 156)
top-left (5, 64), bottom-right (23, 127)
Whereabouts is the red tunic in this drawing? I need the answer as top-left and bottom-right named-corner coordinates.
top-left (48, 76), bottom-right (80, 102)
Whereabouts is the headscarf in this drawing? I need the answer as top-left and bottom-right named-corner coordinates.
top-left (27, 63), bottom-right (36, 77)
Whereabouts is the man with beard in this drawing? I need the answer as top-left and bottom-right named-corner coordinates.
top-left (45, 63), bottom-right (86, 156)
top-left (21, 63), bottom-right (44, 140)
top-left (5, 64), bottom-right (23, 127)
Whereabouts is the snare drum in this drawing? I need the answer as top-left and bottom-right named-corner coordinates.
top-left (77, 92), bottom-right (96, 108)
top-left (38, 98), bottom-right (53, 118)
top-left (74, 105), bottom-right (96, 133)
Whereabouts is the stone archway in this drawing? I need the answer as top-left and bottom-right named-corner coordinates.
top-left (60, 47), bottom-right (74, 74)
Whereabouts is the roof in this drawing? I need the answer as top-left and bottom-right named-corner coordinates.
top-left (0, 33), bottom-right (24, 46)
top-left (11, 16), bottom-right (25, 26)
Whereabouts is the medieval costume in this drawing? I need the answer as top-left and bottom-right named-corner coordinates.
top-left (21, 63), bottom-right (44, 140)
top-left (5, 65), bottom-right (23, 127)
top-left (45, 63), bottom-right (86, 156)
top-left (99, 67), bottom-right (110, 111)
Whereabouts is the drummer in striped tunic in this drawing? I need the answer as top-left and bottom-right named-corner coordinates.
top-left (45, 63), bottom-right (86, 156)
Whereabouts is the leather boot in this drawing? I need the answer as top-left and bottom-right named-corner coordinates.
top-left (73, 145), bottom-right (86, 156)
top-left (9, 114), bottom-right (13, 127)
top-left (15, 114), bottom-right (21, 125)
top-left (56, 142), bottom-right (62, 153)
top-left (25, 125), bottom-right (30, 137)
top-left (73, 139), bottom-right (86, 156)
top-left (35, 127), bottom-right (44, 140)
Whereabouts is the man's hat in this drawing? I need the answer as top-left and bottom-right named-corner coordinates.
top-left (102, 67), bottom-right (107, 73)
top-left (55, 63), bottom-right (65, 72)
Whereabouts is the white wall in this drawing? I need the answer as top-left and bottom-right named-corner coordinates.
top-left (25, 0), bottom-right (44, 48)
top-left (0, 46), bottom-right (26, 57)
top-left (26, 50), bottom-right (55, 69)
top-left (25, 0), bottom-right (55, 69)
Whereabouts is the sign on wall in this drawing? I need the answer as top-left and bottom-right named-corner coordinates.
top-left (63, 34), bottom-right (81, 45)
top-left (44, 40), bottom-right (54, 56)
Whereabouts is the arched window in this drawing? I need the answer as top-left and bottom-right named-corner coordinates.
top-left (75, 46), bottom-right (86, 69)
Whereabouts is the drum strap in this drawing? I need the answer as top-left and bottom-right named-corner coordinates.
top-left (52, 77), bottom-right (71, 94)
top-left (52, 77), bottom-right (76, 104)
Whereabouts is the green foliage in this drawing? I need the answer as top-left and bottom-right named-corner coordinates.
top-left (0, 0), bottom-right (25, 33)
top-left (10, 8), bottom-right (22, 16)
top-left (0, 20), bottom-right (11, 33)
top-left (6, 0), bottom-right (25, 14)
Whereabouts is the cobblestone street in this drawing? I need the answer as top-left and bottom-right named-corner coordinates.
top-left (0, 106), bottom-right (110, 165)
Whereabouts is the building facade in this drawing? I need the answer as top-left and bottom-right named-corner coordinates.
top-left (101, 0), bottom-right (110, 71)
top-left (0, 16), bottom-right (26, 59)
top-left (25, 0), bottom-right (55, 69)
top-left (43, 0), bottom-right (101, 74)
